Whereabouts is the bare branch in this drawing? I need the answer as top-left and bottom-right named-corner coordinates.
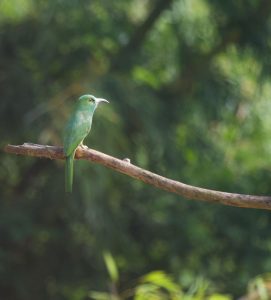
top-left (4, 143), bottom-right (271, 210)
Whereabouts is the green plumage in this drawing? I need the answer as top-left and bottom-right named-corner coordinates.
top-left (63, 94), bottom-right (109, 192)
top-left (65, 154), bottom-right (74, 193)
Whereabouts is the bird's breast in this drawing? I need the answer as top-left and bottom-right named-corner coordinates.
top-left (78, 111), bottom-right (93, 124)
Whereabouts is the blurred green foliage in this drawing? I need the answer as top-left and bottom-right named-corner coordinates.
top-left (91, 255), bottom-right (271, 299)
top-left (1, 0), bottom-right (271, 299)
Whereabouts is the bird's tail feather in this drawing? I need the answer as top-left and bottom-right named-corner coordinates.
top-left (65, 153), bottom-right (74, 193)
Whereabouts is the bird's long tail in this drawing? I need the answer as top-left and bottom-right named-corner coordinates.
top-left (65, 152), bottom-right (75, 193)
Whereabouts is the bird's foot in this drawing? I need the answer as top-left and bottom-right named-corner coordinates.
top-left (79, 143), bottom-right (88, 150)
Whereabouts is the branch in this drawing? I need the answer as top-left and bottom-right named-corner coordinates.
top-left (4, 143), bottom-right (271, 211)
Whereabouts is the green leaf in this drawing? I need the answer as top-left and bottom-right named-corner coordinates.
top-left (103, 251), bottom-right (119, 283)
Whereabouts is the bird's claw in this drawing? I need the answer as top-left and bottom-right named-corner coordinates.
top-left (79, 143), bottom-right (88, 150)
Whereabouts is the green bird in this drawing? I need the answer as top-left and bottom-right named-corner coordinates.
top-left (63, 94), bottom-right (109, 193)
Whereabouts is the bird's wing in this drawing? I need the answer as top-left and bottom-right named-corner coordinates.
top-left (63, 111), bottom-right (91, 156)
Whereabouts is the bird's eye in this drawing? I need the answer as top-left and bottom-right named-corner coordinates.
top-left (89, 98), bottom-right (95, 102)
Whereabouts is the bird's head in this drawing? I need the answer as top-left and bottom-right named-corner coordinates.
top-left (78, 94), bottom-right (109, 108)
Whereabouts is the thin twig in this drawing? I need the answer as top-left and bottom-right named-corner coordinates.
top-left (4, 143), bottom-right (271, 210)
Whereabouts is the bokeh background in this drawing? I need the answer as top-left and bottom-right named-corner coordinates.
top-left (1, 0), bottom-right (271, 299)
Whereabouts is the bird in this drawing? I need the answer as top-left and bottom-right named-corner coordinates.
top-left (63, 94), bottom-right (109, 192)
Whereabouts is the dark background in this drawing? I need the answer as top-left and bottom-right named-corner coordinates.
top-left (1, 0), bottom-right (271, 299)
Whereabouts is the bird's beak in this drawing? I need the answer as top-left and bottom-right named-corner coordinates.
top-left (96, 98), bottom-right (109, 104)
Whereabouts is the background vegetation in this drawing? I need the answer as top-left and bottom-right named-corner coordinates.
top-left (1, 0), bottom-right (271, 299)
